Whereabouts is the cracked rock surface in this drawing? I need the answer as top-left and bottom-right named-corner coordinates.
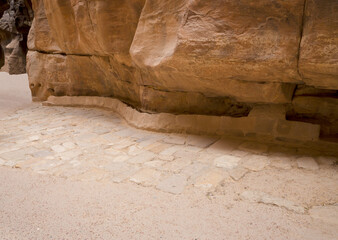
top-left (25, 0), bottom-right (338, 139)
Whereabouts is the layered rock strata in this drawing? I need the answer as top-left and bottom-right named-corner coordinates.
top-left (27, 0), bottom-right (338, 138)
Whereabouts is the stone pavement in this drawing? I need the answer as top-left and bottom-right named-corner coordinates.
top-left (1, 104), bottom-right (337, 197)
top-left (1, 75), bottom-right (338, 239)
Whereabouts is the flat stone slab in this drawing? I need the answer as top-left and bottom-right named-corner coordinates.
top-left (128, 151), bottom-right (156, 164)
top-left (186, 135), bottom-right (219, 148)
top-left (228, 167), bottom-right (248, 181)
top-left (241, 155), bottom-right (270, 171)
top-left (130, 168), bottom-right (162, 186)
top-left (156, 174), bottom-right (188, 194)
top-left (296, 157), bottom-right (319, 171)
top-left (270, 155), bottom-right (293, 170)
top-left (194, 169), bottom-right (226, 188)
top-left (214, 155), bottom-right (241, 169)
top-left (238, 142), bottom-right (269, 154)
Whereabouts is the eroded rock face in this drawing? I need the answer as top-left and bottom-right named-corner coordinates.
top-left (27, 0), bottom-right (338, 137)
top-left (0, 0), bottom-right (33, 74)
top-left (299, 0), bottom-right (338, 90)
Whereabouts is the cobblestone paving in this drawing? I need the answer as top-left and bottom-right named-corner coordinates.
top-left (1, 104), bottom-right (337, 196)
top-left (1, 103), bottom-right (338, 231)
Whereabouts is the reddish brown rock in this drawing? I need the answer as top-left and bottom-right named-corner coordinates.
top-left (299, 0), bottom-right (338, 90)
top-left (26, 0), bottom-right (338, 137)
top-left (131, 0), bottom-right (304, 103)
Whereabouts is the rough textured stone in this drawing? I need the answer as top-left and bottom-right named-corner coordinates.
top-left (130, 0), bottom-right (303, 97)
top-left (299, 0), bottom-right (338, 90)
top-left (0, 0), bottom-right (33, 74)
top-left (24, 0), bottom-right (338, 139)
top-left (309, 205), bottom-right (338, 225)
top-left (241, 191), bottom-right (305, 214)
top-left (296, 157), bottom-right (319, 171)
top-left (289, 96), bottom-right (338, 137)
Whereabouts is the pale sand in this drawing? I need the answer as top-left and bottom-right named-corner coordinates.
top-left (0, 72), bottom-right (32, 118)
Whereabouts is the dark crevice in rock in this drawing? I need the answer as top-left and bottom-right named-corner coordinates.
top-left (34, 49), bottom-right (99, 57)
top-left (287, 87), bottom-right (338, 139)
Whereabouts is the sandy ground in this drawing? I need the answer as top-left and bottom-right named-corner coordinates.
top-left (0, 74), bottom-right (337, 239)
top-left (1, 166), bottom-right (337, 240)
top-left (0, 72), bottom-right (32, 118)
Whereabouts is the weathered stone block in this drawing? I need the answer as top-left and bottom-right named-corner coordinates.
top-left (275, 120), bottom-right (320, 141)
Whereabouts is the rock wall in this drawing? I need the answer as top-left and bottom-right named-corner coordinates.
top-left (27, 0), bottom-right (338, 138)
top-left (0, 0), bottom-right (33, 74)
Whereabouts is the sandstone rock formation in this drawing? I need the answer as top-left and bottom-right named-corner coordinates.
top-left (27, 0), bottom-right (338, 138)
top-left (0, 0), bottom-right (33, 74)
top-left (0, 0), bottom-right (9, 69)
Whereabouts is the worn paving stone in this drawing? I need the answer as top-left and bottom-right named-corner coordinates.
top-left (162, 158), bottom-right (192, 173)
top-left (156, 174), bottom-right (187, 194)
top-left (157, 154), bottom-right (175, 162)
top-left (162, 134), bottom-right (186, 145)
top-left (194, 169), bottom-right (226, 188)
top-left (173, 149), bottom-right (200, 159)
top-left (114, 129), bottom-right (136, 138)
top-left (110, 139), bottom-right (135, 150)
top-left (186, 135), bottom-right (219, 148)
top-left (214, 155), bottom-right (241, 170)
top-left (128, 151), bottom-right (156, 164)
top-left (29, 159), bottom-right (63, 173)
top-left (238, 142), bottom-right (269, 154)
top-left (111, 155), bottom-right (130, 163)
top-left (207, 138), bottom-right (242, 155)
top-left (146, 142), bottom-right (172, 154)
top-left (137, 137), bottom-right (161, 148)
top-left (228, 167), bottom-right (248, 181)
top-left (180, 162), bottom-right (209, 179)
top-left (230, 150), bottom-right (248, 157)
top-left (144, 160), bottom-right (166, 168)
top-left (127, 145), bottom-right (144, 156)
top-left (241, 191), bottom-right (305, 214)
top-left (32, 150), bottom-right (54, 158)
top-left (270, 155), bottom-right (293, 170)
top-left (73, 168), bottom-right (109, 181)
top-left (241, 155), bottom-right (270, 171)
top-left (159, 145), bottom-right (183, 156)
top-left (316, 156), bottom-right (337, 166)
top-left (0, 147), bottom-right (38, 161)
top-left (62, 142), bottom-right (77, 149)
top-left (309, 205), bottom-right (338, 225)
top-left (29, 135), bottom-right (40, 141)
top-left (2, 105), bottom-right (337, 199)
top-left (296, 157), bottom-right (319, 171)
top-left (101, 133), bottom-right (121, 143)
top-left (51, 145), bottom-right (67, 153)
top-left (58, 150), bottom-right (82, 161)
top-left (130, 168), bottom-right (162, 186)
top-left (196, 151), bottom-right (219, 165)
